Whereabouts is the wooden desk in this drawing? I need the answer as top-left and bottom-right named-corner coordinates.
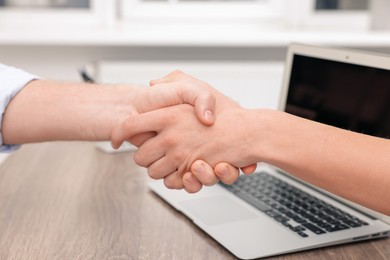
top-left (0, 142), bottom-right (389, 260)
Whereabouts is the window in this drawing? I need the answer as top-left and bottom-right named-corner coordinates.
top-left (315, 0), bottom-right (368, 10)
top-left (0, 0), bottom-right (90, 9)
top-left (285, 0), bottom-right (370, 31)
top-left (119, 0), bottom-right (284, 25)
top-left (0, 0), bottom-right (107, 28)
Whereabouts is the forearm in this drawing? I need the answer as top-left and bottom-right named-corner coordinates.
top-left (254, 109), bottom-right (390, 215)
top-left (2, 80), bottom-right (135, 144)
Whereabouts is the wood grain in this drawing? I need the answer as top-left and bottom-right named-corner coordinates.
top-left (0, 142), bottom-right (388, 260)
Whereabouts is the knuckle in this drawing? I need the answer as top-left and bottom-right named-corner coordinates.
top-left (133, 151), bottom-right (147, 167)
top-left (163, 179), bottom-right (175, 189)
top-left (147, 168), bottom-right (160, 180)
top-left (222, 178), bottom-right (235, 185)
top-left (187, 186), bottom-right (202, 194)
top-left (222, 174), bottom-right (239, 185)
top-left (203, 178), bottom-right (218, 186)
top-left (171, 152), bottom-right (185, 164)
top-left (164, 177), bottom-right (182, 189)
top-left (171, 69), bottom-right (183, 77)
top-left (183, 180), bottom-right (202, 194)
top-left (161, 135), bottom-right (177, 147)
top-left (124, 117), bottom-right (135, 131)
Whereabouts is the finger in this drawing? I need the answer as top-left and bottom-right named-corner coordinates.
top-left (163, 171), bottom-right (184, 190)
top-left (146, 82), bottom-right (215, 126)
top-left (111, 110), bottom-right (167, 149)
top-left (190, 160), bottom-right (219, 186)
top-left (214, 162), bottom-right (240, 185)
top-left (128, 132), bottom-right (156, 147)
top-left (146, 157), bottom-right (178, 180)
top-left (133, 134), bottom-right (166, 167)
top-left (241, 164), bottom-right (257, 175)
top-left (182, 172), bottom-right (203, 193)
top-left (189, 86), bottom-right (215, 126)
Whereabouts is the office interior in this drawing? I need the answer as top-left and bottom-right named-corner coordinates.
top-left (1, 0), bottom-right (390, 259)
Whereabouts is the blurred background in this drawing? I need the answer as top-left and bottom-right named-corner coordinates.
top-left (0, 0), bottom-right (389, 110)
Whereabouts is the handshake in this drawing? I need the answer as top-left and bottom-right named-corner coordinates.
top-left (5, 64), bottom-right (388, 214)
top-left (110, 70), bottom-right (258, 193)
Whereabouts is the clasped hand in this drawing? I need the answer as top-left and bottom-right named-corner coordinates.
top-left (111, 71), bottom-right (256, 192)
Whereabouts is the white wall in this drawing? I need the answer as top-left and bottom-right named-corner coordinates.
top-left (0, 45), bottom-right (287, 81)
top-left (97, 60), bottom-right (285, 109)
top-left (1, 45), bottom-right (390, 109)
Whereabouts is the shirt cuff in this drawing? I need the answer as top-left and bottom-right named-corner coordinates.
top-left (0, 64), bottom-right (39, 153)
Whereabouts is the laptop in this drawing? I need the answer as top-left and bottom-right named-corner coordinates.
top-left (148, 43), bottom-right (390, 259)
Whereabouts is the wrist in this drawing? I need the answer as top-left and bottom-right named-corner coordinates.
top-left (198, 107), bottom-right (266, 167)
top-left (251, 109), bottom-right (328, 173)
top-left (249, 109), bottom-right (288, 165)
top-left (88, 84), bottom-right (138, 141)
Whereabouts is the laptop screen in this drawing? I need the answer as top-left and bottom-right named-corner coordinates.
top-left (285, 54), bottom-right (390, 138)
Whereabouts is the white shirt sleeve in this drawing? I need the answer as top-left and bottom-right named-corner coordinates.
top-left (0, 63), bottom-right (39, 153)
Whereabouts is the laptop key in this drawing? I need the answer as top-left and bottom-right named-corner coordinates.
top-left (290, 225), bottom-right (306, 232)
top-left (341, 219), bottom-right (362, 228)
top-left (265, 210), bottom-right (280, 218)
top-left (274, 215), bottom-right (290, 223)
top-left (325, 224), bottom-right (350, 232)
top-left (297, 231), bottom-right (309, 238)
top-left (293, 216), bottom-right (307, 224)
top-left (356, 219), bottom-right (369, 226)
top-left (302, 223), bottom-right (326, 235)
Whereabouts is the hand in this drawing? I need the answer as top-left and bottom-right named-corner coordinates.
top-left (112, 72), bottom-right (257, 192)
top-left (132, 80), bottom-right (216, 126)
top-left (149, 71), bottom-right (257, 192)
top-left (112, 104), bottom-right (258, 189)
top-left (118, 78), bottom-right (217, 146)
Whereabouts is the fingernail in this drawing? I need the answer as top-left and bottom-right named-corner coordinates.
top-left (193, 162), bottom-right (204, 175)
top-left (203, 109), bottom-right (214, 123)
top-left (218, 166), bottom-right (228, 177)
top-left (187, 174), bottom-right (197, 184)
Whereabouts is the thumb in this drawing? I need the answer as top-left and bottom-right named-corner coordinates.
top-left (192, 89), bottom-right (215, 126)
top-left (149, 70), bottom-right (188, 86)
top-left (145, 82), bottom-right (216, 126)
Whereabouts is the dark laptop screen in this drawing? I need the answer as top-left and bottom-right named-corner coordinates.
top-left (286, 54), bottom-right (390, 138)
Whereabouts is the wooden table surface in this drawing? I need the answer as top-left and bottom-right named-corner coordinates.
top-left (0, 142), bottom-right (389, 260)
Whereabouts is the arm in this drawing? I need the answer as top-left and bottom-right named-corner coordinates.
top-left (259, 110), bottom-right (390, 216)
top-left (112, 77), bottom-right (390, 215)
top-left (2, 78), bottom-right (216, 145)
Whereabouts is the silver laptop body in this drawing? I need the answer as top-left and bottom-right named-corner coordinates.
top-left (149, 43), bottom-right (390, 259)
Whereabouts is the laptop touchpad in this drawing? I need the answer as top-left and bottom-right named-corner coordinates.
top-left (179, 196), bottom-right (257, 226)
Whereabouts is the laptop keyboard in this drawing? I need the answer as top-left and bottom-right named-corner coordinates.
top-left (220, 171), bottom-right (369, 238)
